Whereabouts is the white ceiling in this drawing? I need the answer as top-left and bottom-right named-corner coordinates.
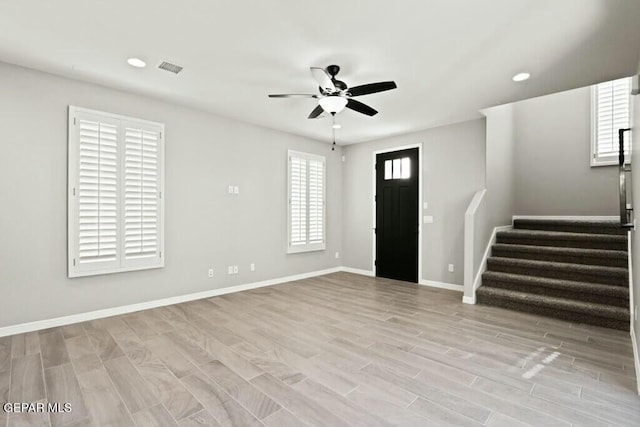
top-left (1, 0), bottom-right (639, 144)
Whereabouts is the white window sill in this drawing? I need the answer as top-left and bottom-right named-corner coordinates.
top-left (591, 159), bottom-right (629, 167)
top-left (69, 262), bottom-right (164, 278)
top-left (287, 243), bottom-right (326, 254)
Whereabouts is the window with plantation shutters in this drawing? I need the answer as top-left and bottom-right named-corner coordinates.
top-left (287, 151), bottom-right (326, 253)
top-left (591, 77), bottom-right (632, 166)
top-left (68, 107), bottom-right (164, 277)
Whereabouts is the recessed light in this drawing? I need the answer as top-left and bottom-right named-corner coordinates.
top-left (332, 124), bottom-right (342, 129)
top-left (127, 58), bottom-right (146, 68)
top-left (512, 72), bottom-right (530, 82)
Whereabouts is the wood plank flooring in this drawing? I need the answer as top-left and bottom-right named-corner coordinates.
top-left (0, 272), bottom-right (638, 426)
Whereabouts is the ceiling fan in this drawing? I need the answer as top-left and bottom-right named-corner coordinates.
top-left (268, 64), bottom-right (397, 119)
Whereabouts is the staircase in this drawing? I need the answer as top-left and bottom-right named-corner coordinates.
top-left (476, 219), bottom-right (630, 330)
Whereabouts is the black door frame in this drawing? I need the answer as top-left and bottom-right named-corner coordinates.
top-left (372, 143), bottom-right (422, 282)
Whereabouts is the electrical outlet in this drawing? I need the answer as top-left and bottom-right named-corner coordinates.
top-left (227, 266), bottom-right (233, 275)
top-left (341, 155), bottom-right (346, 162)
top-left (423, 216), bottom-right (433, 223)
top-left (250, 263), bottom-right (255, 272)
top-left (228, 185), bottom-right (234, 194)
top-left (448, 264), bottom-right (454, 273)
top-left (423, 202), bottom-right (428, 209)
top-left (234, 186), bottom-right (239, 194)
top-left (208, 269), bottom-right (214, 278)
top-left (335, 252), bottom-right (340, 259)
top-left (233, 265), bottom-right (238, 274)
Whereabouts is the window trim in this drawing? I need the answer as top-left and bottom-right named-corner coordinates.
top-left (590, 78), bottom-right (632, 167)
top-left (68, 106), bottom-right (165, 278)
top-left (287, 150), bottom-right (326, 254)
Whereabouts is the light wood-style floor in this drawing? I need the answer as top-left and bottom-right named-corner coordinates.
top-left (1, 272), bottom-right (639, 427)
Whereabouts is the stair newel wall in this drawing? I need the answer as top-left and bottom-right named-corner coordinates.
top-left (465, 104), bottom-right (517, 304)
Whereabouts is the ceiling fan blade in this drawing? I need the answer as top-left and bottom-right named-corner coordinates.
top-left (348, 81), bottom-right (397, 97)
top-left (308, 105), bottom-right (324, 119)
top-left (311, 67), bottom-right (336, 93)
top-left (268, 94), bottom-right (318, 98)
top-left (346, 99), bottom-right (378, 116)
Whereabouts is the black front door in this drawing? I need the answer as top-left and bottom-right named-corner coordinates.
top-left (375, 148), bottom-right (419, 283)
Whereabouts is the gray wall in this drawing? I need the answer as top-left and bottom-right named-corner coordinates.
top-left (631, 70), bottom-right (640, 391)
top-left (342, 119), bottom-right (486, 285)
top-left (0, 62), bottom-right (342, 328)
top-left (513, 86), bottom-right (618, 215)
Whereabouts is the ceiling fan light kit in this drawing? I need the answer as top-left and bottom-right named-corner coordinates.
top-left (318, 95), bottom-right (348, 113)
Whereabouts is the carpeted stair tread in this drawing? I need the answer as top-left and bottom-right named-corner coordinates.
top-left (481, 271), bottom-right (629, 307)
top-left (476, 291), bottom-right (628, 330)
top-left (496, 229), bottom-right (627, 251)
top-left (491, 243), bottom-right (628, 268)
top-left (486, 257), bottom-right (628, 286)
top-left (475, 287), bottom-right (629, 321)
top-left (482, 271), bottom-right (629, 297)
top-left (513, 219), bottom-right (626, 235)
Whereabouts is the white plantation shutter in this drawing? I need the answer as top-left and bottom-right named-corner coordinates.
top-left (76, 116), bottom-right (120, 269)
top-left (287, 151), bottom-right (326, 253)
top-left (123, 124), bottom-right (161, 264)
top-left (289, 156), bottom-right (307, 246)
top-left (308, 159), bottom-right (324, 244)
top-left (592, 77), bottom-right (632, 165)
top-left (69, 107), bottom-right (164, 277)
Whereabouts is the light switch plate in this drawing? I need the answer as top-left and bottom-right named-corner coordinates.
top-left (423, 202), bottom-right (428, 209)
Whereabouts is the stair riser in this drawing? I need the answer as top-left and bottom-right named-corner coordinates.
top-left (491, 248), bottom-right (628, 268)
top-left (496, 236), bottom-right (627, 251)
top-left (513, 222), bottom-right (627, 236)
top-left (476, 295), bottom-right (629, 331)
top-left (482, 278), bottom-right (628, 307)
top-left (486, 262), bottom-right (627, 286)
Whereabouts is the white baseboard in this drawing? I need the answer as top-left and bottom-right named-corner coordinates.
top-left (631, 326), bottom-right (640, 396)
top-left (462, 295), bottom-right (476, 304)
top-left (340, 267), bottom-right (375, 277)
top-left (512, 215), bottom-right (619, 221)
top-left (0, 266), bottom-right (465, 337)
top-left (419, 280), bottom-right (463, 292)
top-left (0, 267), bottom-right (341, 338)
top-left (340, 267), bottom-right (462, 292)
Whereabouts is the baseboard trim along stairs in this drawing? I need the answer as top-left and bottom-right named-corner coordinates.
top-left (477, 218), bottom-right (630, 331)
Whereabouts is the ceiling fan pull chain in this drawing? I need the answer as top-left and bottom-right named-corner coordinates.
top-left (332, 114), bottom-right (336, 151)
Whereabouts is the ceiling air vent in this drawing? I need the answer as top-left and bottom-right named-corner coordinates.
top-left (158, 61), bottom-right (183, 74)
